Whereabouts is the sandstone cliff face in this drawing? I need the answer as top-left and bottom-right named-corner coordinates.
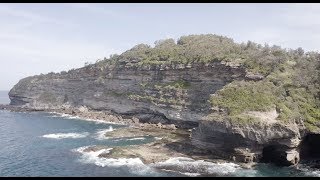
top-left (9, 61), bottom-right (245, 128)
top-left (8, 60), bottom-right (318, 166)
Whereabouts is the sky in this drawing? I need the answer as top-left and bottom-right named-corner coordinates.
top-left (1, 3), bottom-right (320, 90)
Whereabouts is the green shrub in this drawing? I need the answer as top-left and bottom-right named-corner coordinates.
top-left (210, 80), bottom-right (277, 115)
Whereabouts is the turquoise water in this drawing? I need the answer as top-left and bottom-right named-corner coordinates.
top-left (0, 93), bottom-right (319, 177)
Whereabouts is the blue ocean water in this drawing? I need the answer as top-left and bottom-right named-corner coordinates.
top-left (0, 93), bottom-right (319, 177)
top-left (0, 110), bottom-right (176, 177)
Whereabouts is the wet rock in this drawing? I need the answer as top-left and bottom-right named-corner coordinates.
top-left (285, 149), bottom-right (300, 165)
top-left (232, 148), bottom-right (257, 163)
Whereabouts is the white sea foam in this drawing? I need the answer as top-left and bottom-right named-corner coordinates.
top-left (48, 113), bottom-right (80, 119)
top-left (154, 137), bottom-right (163, 140)
top-left (151, 157), bottom-right (242, 176)
top-left (112, 139), bottom-right (121, 142)
top-left (111, 137), bottom-right (145, 142)
top-left (95, 126), bottom-right (114, 140)
top-left (75, 146), bottom-right (113, 156)
top-left (126, 137), bottom-right (146, 141)
top-left (181, 172), bottom-right (201, 176)
top-left (73, 146), bottom-right (156, 175)
top-left (306, 170), bottom-right (320, 177)
top-left (42, 132), bottom-right (89, 139)
top-left (47, 115), bottom-right (60, 118)
top-left (48, 112), bottom-right (123, 125)
top-left (297, 164), bottom-right (320, 177)
top-left (73, 146), bottom-right (254, 176)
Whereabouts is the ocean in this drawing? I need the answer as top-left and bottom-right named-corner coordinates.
top-left (0, 92), bottom-right (319, 177)
top-left (0, 91), bottom-right (9, 104)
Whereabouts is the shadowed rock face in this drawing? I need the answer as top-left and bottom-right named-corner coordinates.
top-left (9, 61), bottom-right (245, 129)
top-left (300, 134), bottom-right (320, 160)
top-left (261, 145), bottom-right (300, 166)
top-left (191, 119), bottom-right (304, 166)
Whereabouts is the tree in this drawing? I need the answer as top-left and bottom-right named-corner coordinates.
top-left (296, 47), bottom-right (304, 56)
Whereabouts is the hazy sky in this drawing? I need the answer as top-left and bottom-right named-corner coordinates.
top-left (1, 3), bottom-right (320, 90)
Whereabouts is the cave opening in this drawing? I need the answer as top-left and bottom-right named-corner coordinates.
top-left (261, 144), bottom-right (298, 166)
top-left (300, 133), bottom-right (320, 160)
top-left (261, 145), bottom-right (275, 163)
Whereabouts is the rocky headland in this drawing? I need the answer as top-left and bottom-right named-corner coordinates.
top-left (3, 34), bottom-right (320, 168)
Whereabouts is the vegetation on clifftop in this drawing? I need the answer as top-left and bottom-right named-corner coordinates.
top-left (93, 34), bottom-right (320, 130)
top-left (103, 34), bottom-right (306, 76)
top-left (210, 80), bottom-right (278, 116)
top-left (209, 45), bottom-right (320, 130)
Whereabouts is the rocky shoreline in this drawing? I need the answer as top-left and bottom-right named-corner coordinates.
top-left (0, 104), bottom-right (178, 130)
top-left (2, 103), bottom-right (320, 171)
top-left (0, 104), bottom-right (256, 169)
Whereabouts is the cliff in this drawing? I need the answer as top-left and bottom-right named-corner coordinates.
top-left (8, 34), bottom-right (320, 166)
top-left (9, 61), bottom-right (245, 128)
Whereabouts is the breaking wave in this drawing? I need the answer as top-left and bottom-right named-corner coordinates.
top-left (42, 132), bottom-right (89, 139)
top-left (73, 147), bottom-right (255, 177)
top-left (151, 157), bottom-right (246, 176)
top-left (95, 126), bottom-right (114, 140)
top-left (72, 146), bottom-right (158, 176)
